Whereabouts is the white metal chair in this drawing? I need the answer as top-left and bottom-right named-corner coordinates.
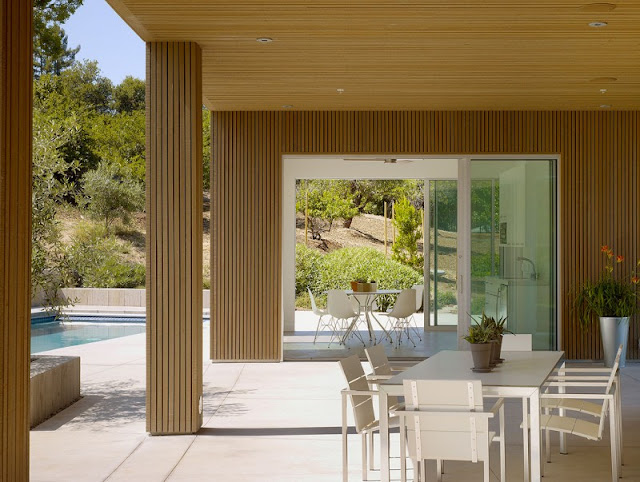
top-left (501, 333), bottom-right (532, 351)
top-left (382, 289), bottom-right (416, 347)
top-left (327, 289), bottom-right (362, 345)
top-left (409, 284), bottom-right (424, 341)
top-left (339, 355), bottom-right (398, 482)
top-left (364, 344), bottom-right (415, 410)
top-left (308, 287), bottom-right (330, 344)
top-left (395, 379), bottom-right (505, 482)
top-left (537, 345), bottom-right (624, 481)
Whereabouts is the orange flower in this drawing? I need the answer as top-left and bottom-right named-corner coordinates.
top-left (632, 276), bottom-right (640, 285)
top-left (617, 255), bottom-right (625, 263)
top-left (607, 251), bottom-right (613, 259)
top-left (601, 245), bottom-right (610, 252)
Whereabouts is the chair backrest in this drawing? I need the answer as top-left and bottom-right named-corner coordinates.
top-left (501, 333), bottom-right (532, 351)
top-left (327, 290), bottom-right (357, 319)
top-left (388, 289), bottom-right (416, 319)
top-left (364, 344), bottom-right (393, 376)
top-left (338, 355), bottom-right (376, 433)
top-left (596, 344), bottom-right (624, 439)
top-left (402, 379), bottom-right (489, 463)
top-left (412, 284), bottom-right (424, 311)
top-left (307, 287), bottom-right (323, 316)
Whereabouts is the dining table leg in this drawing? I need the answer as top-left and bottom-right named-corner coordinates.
top-left (529, 388), bottom-right (542, 482)
top-left (379, 387), bottom-right (390, 482)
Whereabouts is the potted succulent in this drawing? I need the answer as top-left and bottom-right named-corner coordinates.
top-left (480, 313), bottom-right (509, 364)
top-left (574, 245), bottom-right (639, 367)
top-left (463, 321), bottom-right (495, 371)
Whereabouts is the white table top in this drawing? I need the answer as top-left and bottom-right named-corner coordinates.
top-left (345, 289), bottom-right (401, 296)
top-left (382, 350), bottom-right (564, 389)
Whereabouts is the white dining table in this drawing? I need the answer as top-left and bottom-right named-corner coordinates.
top-left (378, 349), bottom-right (564, 482)
top-left (344, 289), bottom-right (400, 343)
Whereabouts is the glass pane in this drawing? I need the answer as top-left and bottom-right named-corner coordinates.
top-left (429, 180), bottom-right (457, 326)
top-left (470, 160), bottom-right (556, 350)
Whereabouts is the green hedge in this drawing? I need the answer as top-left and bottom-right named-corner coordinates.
top-left (296, 244), bottom-right (422, 309)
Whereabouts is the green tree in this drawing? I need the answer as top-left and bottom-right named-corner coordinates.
top-left (296, 180), bottom-right (358, 238)
top-left (113, 76), bottom-right (145, 114)
top-left (80, 161), bottom-right (144, 230)
top-left (32, 111), bottom-right (81, 309)
top-left (33, 0), bottom-right (83, 78)
top-left (391, 197), bottom-right (424, 271)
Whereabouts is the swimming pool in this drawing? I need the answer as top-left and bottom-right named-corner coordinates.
top-left (31, 314), bottom-right (210, 353)
top-left (31, 320), bottom-right (146, 353)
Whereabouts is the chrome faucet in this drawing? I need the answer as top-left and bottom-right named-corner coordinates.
top-left (517, 256), bottom-right (538, 280)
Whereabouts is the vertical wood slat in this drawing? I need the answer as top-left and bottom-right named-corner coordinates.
top-left (146, 42), bottom-right (203, 434)
top-left (211, 111), bottom-right (640, 361)
top-left (0, 0), bottom-right (32, 479)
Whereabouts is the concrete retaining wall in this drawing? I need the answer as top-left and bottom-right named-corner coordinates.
top-left (57, 288), bottom-right (211, 309)
top-left (30, 356), bottom-right (81, 428)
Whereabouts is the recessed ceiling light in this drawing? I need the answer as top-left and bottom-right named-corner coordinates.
top-left (337, 88), bottom-right (345, 94)
top-left (256, 37), bottom-right (273, 43)
top-left (282, 105), bottom-right (293, 109)
top-left (600, 88), bottom-right (608, 93)
top-left (600, 104), bottom-right (611, 108)
top-left (588, 21), bottom-right (608, 27)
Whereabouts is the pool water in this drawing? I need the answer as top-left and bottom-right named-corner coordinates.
top-left (31, 321), bottom-right (145, 353)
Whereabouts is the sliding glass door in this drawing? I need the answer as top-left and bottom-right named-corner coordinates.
top-left (466, 159), bottom-right (557, 350)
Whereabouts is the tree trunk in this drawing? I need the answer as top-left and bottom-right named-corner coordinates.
top-left (343, 218), bottom-right (353, 228)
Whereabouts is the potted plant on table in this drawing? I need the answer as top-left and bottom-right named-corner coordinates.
top-left (479, 313), bottom-right (509, 364)
top-left (463, 320), bottom-right (496, 371)
top-left (574, 245), bottom-right (639, 367)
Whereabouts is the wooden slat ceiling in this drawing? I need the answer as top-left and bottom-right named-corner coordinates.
top-left (106, 1), bottom-right (640, 110)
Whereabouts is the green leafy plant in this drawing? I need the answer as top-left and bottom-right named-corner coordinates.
top-left (463, 321), bottom-right (494, 344)
top-left (391, 197), bottom-right (424, 271)
top-left (574, 246), bottom-right (640, 328)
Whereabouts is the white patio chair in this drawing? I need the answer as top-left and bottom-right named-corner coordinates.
top-left (395, 379), bottom-right (505, 482)
top-left (308, 287), bottom-right (330, 344)
top-left (409, 284), bottom-right (424, 341)
top-left (364, 344), bottom-right (415, 410)
top-left (382, 289), bottom-right (416, 347)
top-left (327, 289), bottom-right (362, 346)
top-left (501, 333), bottom-right (532, 351)
top-left (339, 355), bottom-right (398, 481)
top-left (537, 344), bottom-right (624, 481)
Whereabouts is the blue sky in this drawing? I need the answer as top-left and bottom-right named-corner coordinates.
top-left (64, 0), bottom-right (145, 84)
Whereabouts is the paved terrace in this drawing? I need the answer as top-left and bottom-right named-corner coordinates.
top-left (31, 324), bottom-right (640, 481)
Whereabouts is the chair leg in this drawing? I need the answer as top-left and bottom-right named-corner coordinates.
top-left (500, 404), bottom-right (506, 482)
top-left (436, 459), bottom-right (443, 482)
top-left (484, 460), bottom-right (490, 482)
top-left (342, 392), bottom-right (348, 482)
top-left (522, 397), bottom-right (530, 482)
top-left (616, 380), bottom-right (624, 468)
top-left (362, 432), bottom-right (368, 481)
top-left (610, 401), bottom-right (619, 481)
top-left (421, 460), bottom-right (427, 482)
top-left (368, 431), bottom-right (374, 470)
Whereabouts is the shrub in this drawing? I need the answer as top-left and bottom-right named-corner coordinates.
top-left (295, 243), bottom-right (324, 295)
top-left (67, 223), bottom-right (145, 288)
top-left (436, 291), bottom-right (457, 308)
top-left (80, 160), bottom-right (144, 230)
top-left (391, 197), bottom-right (424, 271)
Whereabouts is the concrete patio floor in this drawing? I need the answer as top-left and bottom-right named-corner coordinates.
top-left (31, 323), bottom-right (640, 481)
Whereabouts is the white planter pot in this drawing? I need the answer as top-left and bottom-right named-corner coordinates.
top-left (599, 317), bottom-right (629, 368)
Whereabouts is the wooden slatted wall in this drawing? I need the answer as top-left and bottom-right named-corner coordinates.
top-left (211, 111), bottom-right (640, 361)
top-left (0, 0), bottom-right (32, 478)
top-left (146, 42), bottom-right (203, 434)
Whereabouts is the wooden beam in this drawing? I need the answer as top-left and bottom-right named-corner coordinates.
top-left (0, 0), bottom-right (32, 479)
top-left (146, 42), bottom-right (203, 434)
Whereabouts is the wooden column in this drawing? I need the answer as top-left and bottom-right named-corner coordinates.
top-left (146, 42), bottom-right (203, 434)
top-left (0, 0), bottom-right (32, 478)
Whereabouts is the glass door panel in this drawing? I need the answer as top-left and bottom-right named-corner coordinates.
top-left (470, 160), bottom-right (557, 350)
top-left (429, 180), bottom-right (458, 327)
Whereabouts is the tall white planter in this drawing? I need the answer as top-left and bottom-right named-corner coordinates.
top-left (599, 317), bottom-right (629, 367)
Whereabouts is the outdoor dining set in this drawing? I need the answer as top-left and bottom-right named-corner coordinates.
top-left (338, 342), bottom-right (624, 482)
top-left (308, 285), bottom-right (424, 347)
